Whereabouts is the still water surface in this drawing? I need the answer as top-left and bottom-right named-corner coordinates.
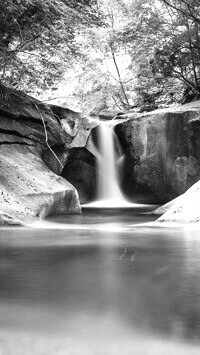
top-left (0, 207), bottom-right (200, 354)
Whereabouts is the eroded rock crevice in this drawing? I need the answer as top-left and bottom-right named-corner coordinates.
top-left (0, 141), bottom-right (35, 146)
top-left (0, 127), bottom-right (46, 146)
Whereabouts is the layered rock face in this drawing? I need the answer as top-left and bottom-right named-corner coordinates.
top-left (0, 85), bottom-right (99, 225)
top-left (116, 102), bottom-right (200, 203)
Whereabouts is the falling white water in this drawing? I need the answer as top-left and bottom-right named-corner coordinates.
top-left (98, 123), bottom-right (124, 201)
top-left (85, 122), bottom-right (136, 208)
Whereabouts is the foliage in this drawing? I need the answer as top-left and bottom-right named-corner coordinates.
top-left (116, 0), bottom-right (166, 106)
top-left (64, 0), bottom-right (163, 111)
top-left (0, 0), bottom-right (100, 92)
top-left (1, 0), bottom-right (200, 109)
top-left (151, 0), bottom-right (200, 96)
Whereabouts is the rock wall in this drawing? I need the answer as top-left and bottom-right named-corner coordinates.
top-left (0, 85), bottom-right (99, 225)
top-left (2, 83), bottom-right (200, 225)
top-left (116, 102), bottom-right (200, 203)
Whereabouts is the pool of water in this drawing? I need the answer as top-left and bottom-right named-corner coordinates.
top-left (0, 207), bottom-right (200, 354)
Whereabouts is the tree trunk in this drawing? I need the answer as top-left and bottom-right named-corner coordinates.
top-left (110, 45), bottom-right (131, 109)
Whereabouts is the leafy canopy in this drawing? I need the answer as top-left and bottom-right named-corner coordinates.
top-left (1, 0), bottom-right (200, 109)
top-left (0, 0), bottom-right (100, 91)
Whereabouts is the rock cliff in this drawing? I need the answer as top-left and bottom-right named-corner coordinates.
top-left (116, 102), bottom-right (200, 203)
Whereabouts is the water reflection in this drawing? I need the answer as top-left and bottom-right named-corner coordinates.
top-left (0, 210), bottom-right (200, 354)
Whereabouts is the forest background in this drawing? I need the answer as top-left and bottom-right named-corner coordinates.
top-left (1, 0), bottom-right (200, 114)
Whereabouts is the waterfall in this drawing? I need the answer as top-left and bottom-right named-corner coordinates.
top-left (97, 123), bottom-right (124, 203)
top-left (85, 121), bottom-right (134, 208)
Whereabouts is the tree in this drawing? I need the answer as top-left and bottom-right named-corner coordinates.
top-left (151, 0), bottom-right (200, 96)
top-left (0, 0), bottom-right (100, 92)
top-left (114, 0), bottom-right (167, 106)
top-left (55, 0), bottom-right (136, 112)
top-left (69, 0), bottom-right (163, 111)
top-left (92, 0), bottom-right (133, 109)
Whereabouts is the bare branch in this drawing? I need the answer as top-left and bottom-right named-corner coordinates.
top-left (27, 97), bottom-right (64, 169)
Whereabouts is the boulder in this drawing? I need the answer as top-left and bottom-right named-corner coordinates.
top-left (0, 85), bottom-right (100, 225)
top-left (50, 105), bottom-right (99, 148)
top-left (0, 140), bottom-right (80, 226)
top-left (151, 196), bottom-right (180, 215)
top-left (98, 109), bottom-right (124, 120)
top-left (116, 102), bottom-right (200, 203)
top-left (156, 180), bottom-right (200, 223)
